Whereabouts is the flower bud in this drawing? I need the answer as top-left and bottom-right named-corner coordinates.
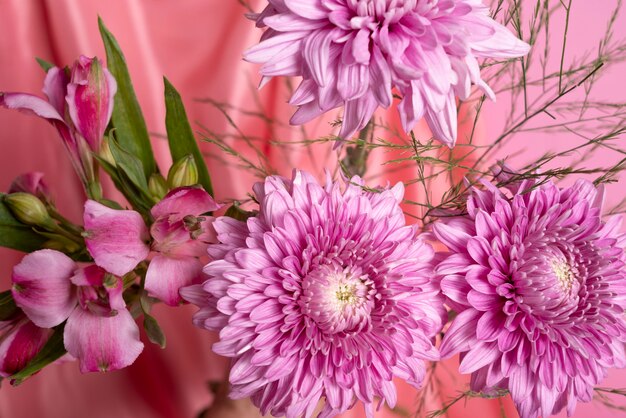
top-left (148, 173), bottom-right (169, 202)
top-left (99, 136), bottom-right (117, 167)
top-left (4, 193), bottom-right (55, 229)
top-left (167, 155), bottom-right (198, 188)
top-left (67, 56), bottom-right (117, 152)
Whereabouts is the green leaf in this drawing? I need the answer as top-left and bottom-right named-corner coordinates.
top-left (143, 314), bottom-right (166, 349)
top-left (98, 17), bottom-right (157, 178)
top-left (10, 324), bottom-right (66, 386)
top-left (0, 291), bottom-right (18, 322)
top-left (108, 136), bottom-right (149, 191)
top-left (94, 156), bottom-right (151, 214)
top-left (164, 77), bottom-right (213, 195)
top-left (224, 202), bottom-right (257, 221)
top-left (35, 57), bottom-right (55, 72)
top-left (0, 194), bottom-right (47, 252)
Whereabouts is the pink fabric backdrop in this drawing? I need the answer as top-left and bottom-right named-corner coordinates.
top-left (0, 1), bottom-right (624, 417)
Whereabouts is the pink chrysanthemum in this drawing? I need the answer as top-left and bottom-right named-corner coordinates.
top-left (244, 0), bottom-right (529, 147)
top-left (434, 173), bottom-right (626, 418)
top-left (182, 170), bottom-right (444, 417)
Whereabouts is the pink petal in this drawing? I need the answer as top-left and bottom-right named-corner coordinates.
top-left (459, 341), bottom-right (501, 374)
top-left (471, 21), bottom-right (531, 58)
top-left (337, 63), bottom-right (369, 101)
top-left (244, 31), bottom-right (308, 64)
top-left (0, 92), bottom-right (65, 122)
top-left (284, 0), bottom-right (327, 20)
top-left (42, 66), bottom-right (69, 115)
top-left (66, 56), bottom-right (117, 151)
top-left (11, 250), bottom-right (77, 328)
top-left (151, 186), bottom-right (221, 219)
top-left (338, 94), bottom-right (378, 139)
top-left (64, 307), bottom-right (143, 373)
top-left (0, 318), bottom-right (53, 377)
top-left (83, 200), bottom-right (150, 277)
top-left (303, 29), bottom-right (335, 87)
top-left (440, 309), bottom-right (480, 358)
top-left (368, 48), bottom-right (392, 108)
top-left (8, 172), bottom-right (51, 202)
top-left (424, 91), bottom-right (457, 147)
top-left (144, 255), bottom-right (204, 306)
top-left (71, 265), bottom-right (126, 312)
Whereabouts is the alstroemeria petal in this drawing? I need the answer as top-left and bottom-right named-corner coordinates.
top-left (11, 250), bottom-right (77, 328)
top-left (0, 318), bottom-right (53, 377)
top-left (83, 200), bottom-right (150, 277)
top-left (64, 307), bottom-right (143, 373)
top-left (66, 56), bottom-right (117, 151)
top-left (151, 186), bottom-right (221, 219)
top-left (144, 254), bottom-right (204, 306)
top-left (42, 66), bottom-right (69, 115)
top-left (9, 172), bottom-right (51, 202)
top-left (71, 265), bottom-right (126, 312)
top-left (0, 92), bottom-right (65, 122)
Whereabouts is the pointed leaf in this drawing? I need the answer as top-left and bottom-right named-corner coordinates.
top-left (164, 78), bottom-right (213, 196)
top-left (0, 291), bottom-right (18, 321)
top-left (98, 17), bottom-right (157, 177)
top-left (143, 313), bottom-right (166, 349)
top-left (94, 156), bottom-right (148, 213)
top-left (35, 58), bottom-right (55, 72)
top-left (108, 136), bottom-right (149, 191)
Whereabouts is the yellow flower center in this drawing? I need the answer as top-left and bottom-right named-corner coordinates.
top-left (551, 259), bottom-right (576, 292)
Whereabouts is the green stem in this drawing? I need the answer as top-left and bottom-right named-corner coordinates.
top-left (342, 119), bottom-right (374, 177)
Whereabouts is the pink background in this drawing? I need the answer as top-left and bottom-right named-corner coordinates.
top-left (0, 1), bottom-right (624, 417)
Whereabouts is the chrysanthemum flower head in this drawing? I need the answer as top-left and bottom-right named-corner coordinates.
top-left (182, 170), bottom-right (444, 417)
top-left (244, 0), bottom-right (529, 147)
top-left (434, 171), bottom-right (626, 418)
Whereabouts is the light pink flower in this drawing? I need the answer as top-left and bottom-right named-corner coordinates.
top-left (435, 175), bottom-right (626, 418)
top-left (245, 0), bottom-right (529, 146)
top-left (183, 170), bottom-right (444, 417)
top-left (11, 250), bottom-right (144, 373)
top-left (83, 200), bottom-right (151, 277)
top-left (146, 187), bottom-right (221, 306)
top-left (84, 187), bottom-right (221, 306)
top-left (0, 56), bottom-right (116, 183)
top-left (0, 314), bottom-right (52, 378)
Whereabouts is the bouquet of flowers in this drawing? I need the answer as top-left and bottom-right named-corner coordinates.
top-left (1, 1), bottom-right (625, 417)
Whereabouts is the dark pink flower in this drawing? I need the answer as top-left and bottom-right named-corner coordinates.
top-left (0, 314), bottom-right (52, 378)
top-left (66, 56), bottom-right (116, 151)
top-left (435, 176), bottom-right (626, 418)
top-left (183, 170), bottom-right (444, 417)
top-left (0, 56), bottom-right (116, 184)
top-left (11, 250), bottom-right (144, 373)
top-left (245, 0), bottom-right (529, 146)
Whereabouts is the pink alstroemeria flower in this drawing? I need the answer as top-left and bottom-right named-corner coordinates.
top-left (11, 250), bottom-right (144, 373)
top-left (9, 172), bottom-right (52, 204)
top-left (83, 200), bottom-right (151, 277)
top-left (0, 56), bottom-right (116, 185)
top-left (83, 187), bottom-right (221, 307)
top-left (0, 314), bottom-right (52, 378)
top-left (145, 187), bottom-right (221, 306)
